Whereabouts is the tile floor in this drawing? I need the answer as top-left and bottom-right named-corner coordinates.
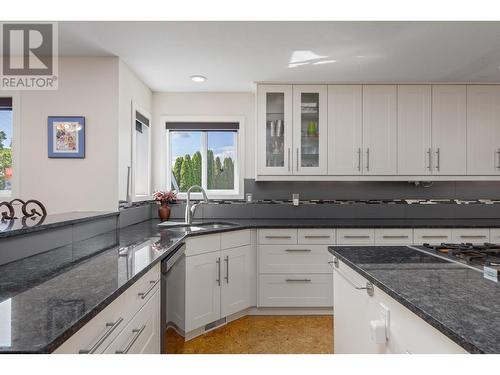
top-left (165, 315), bottom-right (333, 354)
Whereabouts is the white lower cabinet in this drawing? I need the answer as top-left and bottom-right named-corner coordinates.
top-left (333, 259), bottom-right (467, 354)
top-left (413, 228), bottom-right (452, 244)
top-left (375, 228), bottom-right (413, 245)
top-left (451, 228), bottom-right (490, 244)
top-left (185, 232), bottom-right (253, 333)
top-left (337, 228), bottom-right (375, 245)
top-left (53, 264), bottom-right (161, 354)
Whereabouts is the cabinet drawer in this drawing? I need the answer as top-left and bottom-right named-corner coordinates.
top-left (104, 289), bottom-right (160, 354)
top-left (259, 274), bottom-right (332, 307)
top-left (490, 228), bottom-right (500, 243)
top-left (298, 228), bottom-right (336, 244)
top-left (337, 229), bottom-right (375, 245)
top-left (259, 245), bottom-right (332, 274)
top-left (220, 229), bottom-right (251, 250)
top-left (185, 233), bottom-right (221, 256)
top-left (413, 229), bottom-right (452, 244)
top-left (53, 264), bottom-right (160, 354)
top-left (375, 229), bottom-right (413, 245)
top-left (451, 229), bottom-right (490, 243)
top-left (258, 229), bottom-right (297, 244)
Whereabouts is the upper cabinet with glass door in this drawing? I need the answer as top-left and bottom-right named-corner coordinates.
top-left (256, 85), bottom-right (293, 176)
top-left (292, 85), bottom-right (328, 175)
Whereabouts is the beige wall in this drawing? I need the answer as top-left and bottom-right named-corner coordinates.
top-left (152, 92), bottom-right (255, 191)
top-left (118, 61), bottom-right (153, 201)
top-left (18, 57), bottom-right (120, 214)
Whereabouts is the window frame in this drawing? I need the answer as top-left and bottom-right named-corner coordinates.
top-left (0, 91), bottom-right (20, 199)
top-left (163, 115), bottom-right (244, 200)
top-left (131, 103), bottom-right (152, 202)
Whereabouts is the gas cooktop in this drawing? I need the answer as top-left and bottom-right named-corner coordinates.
top-left (421, 243), bottom-right (500, 268)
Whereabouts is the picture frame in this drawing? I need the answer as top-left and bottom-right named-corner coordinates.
top-left (47, 116), bottom-right (85, 158)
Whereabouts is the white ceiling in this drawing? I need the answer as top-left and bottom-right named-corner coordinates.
top-left (59, 21), bottom-right (500, 92)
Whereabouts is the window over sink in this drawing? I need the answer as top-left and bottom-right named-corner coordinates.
top-left (165, 117), bottom-right (243, 199)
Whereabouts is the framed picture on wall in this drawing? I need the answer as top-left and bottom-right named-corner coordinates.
top-left (47, 116), bottom-right (85, 158)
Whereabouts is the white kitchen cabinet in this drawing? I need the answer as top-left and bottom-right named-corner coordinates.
top-left (467, 85), bottom-right (500, 175)
top-left (375, 228), bottom-right (413, 245)
top-left (432, 85), bottom-right (467, 175)
top-left (259, 244), bottom-right (333, 274)
top-left (185, 251), bottom-right (222, 332)
top-left (297, 228), bottom-right (336, 245)
top-left (293, 85), bottom-right (328, 175)
top-left (451, 228), bottom-right (490, 244)
top-left (362, 85), bottom-right (397, 175)
top-left (337, 228), bottom-right (375, 245)
top-left (257, 84), bottom-right (293, 176)
top-left (327, 85), bottom-right (363, 175)
top-left (333, 259), bottom-right (467, 354)
top-left (413, 228), bottom-right (452, 244)
top-left (397, 85), bottom-right (432, 175)
top-left (104, 289), bottom-right (160, 354)
top-left (221, 245), bottom-right (252, 317)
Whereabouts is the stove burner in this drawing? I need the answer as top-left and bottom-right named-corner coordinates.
top-left (422, 243), bottom-right (500, 267)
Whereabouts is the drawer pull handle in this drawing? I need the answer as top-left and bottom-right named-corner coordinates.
top-left (138, 279), bottom-right (160, 300)
top-left (421, 235), bottom-right (448, 239)
top-left (459, 235), bottom-right (487, 239)
top-left (304, 235), bottom-right (331, 239)
top-left (382, 235), bottom-right (409, 239)
top-left (216, 257), bottom-right (221, 286)
top-left (343, 235), bottom-right (370, 239)
top-left (285, 249), bottom-right (311, 252)
top-left (266, 235), bottom-right (292, 239)
top-left (224, 256), bottom-right (229, 283)
top-left (285, 278), bottom-right (312, 282)
top-left (79, 317), bottom-right (124, 354)
top-left (115, 325), bottom-right (146, 354)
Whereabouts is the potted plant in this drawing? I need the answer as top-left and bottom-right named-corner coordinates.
top-left (153, 190), bottom-right (177, 222)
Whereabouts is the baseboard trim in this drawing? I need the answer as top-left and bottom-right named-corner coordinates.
top-left (247, 307), bottom-right (333, 316)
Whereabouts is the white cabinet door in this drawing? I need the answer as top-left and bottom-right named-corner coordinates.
top-left (185, 251), bottom-right (221, 332)
top-left (432, 85), bottom-right (467, 175)
top-left (221, 245), bottom-right (251, 317)
top-left (293, 85), bottom-right (328, 175)
top-left (362, 85), bottom-right (397, 175)
top-left (397, 85), bottom-right (432, 175)
top-left (328, 85), bottom-right (363, 175)
top-left (467, 85), bottom-right (500, 175)
top-left (257, 84), bottom-right (293, 176)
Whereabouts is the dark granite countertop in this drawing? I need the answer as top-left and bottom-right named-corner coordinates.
top-left (0, 211), bottom-right (119, 239)
top-left (328, 245), bottom-right (500, 354)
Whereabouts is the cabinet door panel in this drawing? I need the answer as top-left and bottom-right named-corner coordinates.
top-left (185, 251), bottom-right (221, 332)
top-left (293, 85), bottom-right (328, 175)
top-left (221, 245), bottom-right (251, 317)
top-left (328, 85), bottom-right (363, 175)
top-left (257, 85), bottom-right (293, 176)
top-left (432, 85), bottom-right (466, 175)
top-left (467, 85), bottom-right (500, 175)
top-left (397, 85), bottom-right (432, 175)
top-left (362, 85), bottom-right (397, 175)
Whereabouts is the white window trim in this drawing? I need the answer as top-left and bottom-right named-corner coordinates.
top-left (0, 91), bottom-right (20, 199)
top-left (163, 115), bottom-right (245, 200)
top-left (131, 103), bottom-right (152, 202)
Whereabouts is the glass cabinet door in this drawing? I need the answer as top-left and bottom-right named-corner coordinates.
top-left (293, 85), bottom-right (328, 175)
top-left (257, 85), bottom-right (293, 175)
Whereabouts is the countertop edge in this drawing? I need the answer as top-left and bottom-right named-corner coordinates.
top-left (327, 246), bottom-right (483, 354)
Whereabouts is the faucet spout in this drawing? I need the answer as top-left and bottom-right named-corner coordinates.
top-left (185, 185), bottom-right (209, 224)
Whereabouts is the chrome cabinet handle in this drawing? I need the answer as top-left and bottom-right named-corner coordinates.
top-left (304, 235), bottom-right (331, 239)
top-left (334, 260), bottom-right (374, 296)
top-left (427, 148), bottom-right (432, 171)
top-left (287, 148), bottom-right (291, 171)
top-left (285, 278), bottom-right (311, 282)
top-left (79, 317), bottom-right (124, 354)
top-left (422, 235), bottom-right (448, 239)
top-left (343, 235), bottom-right (370, 239)
top-left (460, 235), bottom-right (487, 239)
top-left (496, 149), bottom-right (500, 171)
top-left (296, 148), bottom-right (299, 171)
top-left (216, 257), bottom-right (221, 286)
top-left (265, 235), bottom-right (292, 239)
top-left (366, 148), bottom-right (370, 171)
top-left (115, 325), bottom-right (146, 354)
top-left (285, 249), bottom-right (312, 252)
top-left (382, 235), bottom-right (409, 239)
top-left (357, 148), bottom-right (361, 171)
top-left (224, 256), bottom-right (229, 283)
top-left (435, 148), bottom-right (440, 171)
top-left (138, 279), bottom-right (159, 300)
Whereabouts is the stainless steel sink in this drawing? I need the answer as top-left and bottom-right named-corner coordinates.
top-left (196, 222), bottom-right (237, 230)
top-left (158, 221), bottom-right (237, 232)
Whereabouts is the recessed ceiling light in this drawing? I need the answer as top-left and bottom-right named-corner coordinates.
top-left (313, 60), bottom-right (337, 65)
top-left (190, 75), bottom-right (207, 83)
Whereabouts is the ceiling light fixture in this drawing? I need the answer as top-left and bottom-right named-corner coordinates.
top-left (190, 75), bottom-right (207, 83)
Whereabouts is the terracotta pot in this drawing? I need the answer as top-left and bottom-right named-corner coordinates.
top-left (158, 202), bottom-right (171, 222)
